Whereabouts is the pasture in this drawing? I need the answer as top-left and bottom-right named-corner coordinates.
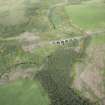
top-left (0, 79), bottom-right (50, 105)
top-left (65, 0), bottom-right (105, 30)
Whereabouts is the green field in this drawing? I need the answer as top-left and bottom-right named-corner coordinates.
top-left (65, 0), bottom-right (105, 30)
top-left (91, 34), bottom-right (105, 44)
top-left (0, 79), bottom-right (50, 105)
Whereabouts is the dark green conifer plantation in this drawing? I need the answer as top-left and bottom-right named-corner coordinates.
top-left (35, 36), bottom-right (98, 105)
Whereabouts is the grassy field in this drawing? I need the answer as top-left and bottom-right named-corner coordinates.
top-left (0, 0), bottom-right (27, 26)
top-left (0, 0), bottom-right (52, 37)
top-left (91, 34), bottom-right (105, 45)
top-left (0, 79), bottom-right (50, 105)
top-left (65, 0), bottom-right (105, 30)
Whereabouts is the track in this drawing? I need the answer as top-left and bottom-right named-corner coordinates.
top-left (50, 30), bottom-right (105, 45)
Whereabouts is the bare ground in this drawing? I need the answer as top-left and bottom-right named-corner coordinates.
top-left (19, 32), bottom-right (41, 52)
top-left (73, 44), bottom-right (105, 103)
top-left (0, 67), bottom-right (35, 84)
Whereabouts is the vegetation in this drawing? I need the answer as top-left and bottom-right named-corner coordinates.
top-left (0, 0), bottom-right (105, 105)
top-left (35, 37), bottom-right (96, 105)
top-left (0, 39), bottom-right (56, 77)
top-left (0, 79), bottom-right (50, 105)
top-left (91, 34), bottom-right (105, 45)
top-left (65, 0), bottom-right (105, 30)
